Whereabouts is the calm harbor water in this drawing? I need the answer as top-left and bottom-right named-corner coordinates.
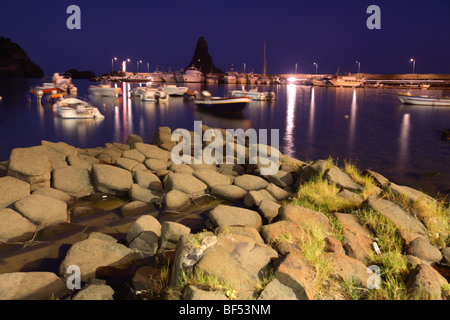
top-left (0, 78), bottom-right (449, 197)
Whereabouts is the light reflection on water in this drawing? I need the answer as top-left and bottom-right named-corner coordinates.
top-left (0, 78), bottom-right (449, 196)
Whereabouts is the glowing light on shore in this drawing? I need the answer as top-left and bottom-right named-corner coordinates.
top-left (287, 77), bottom-right (297, 83)
top-left (284, 83), bottom-right (297, 156)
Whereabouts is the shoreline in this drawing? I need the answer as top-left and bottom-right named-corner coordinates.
top-left (0, 125), bottom-right (448, 300)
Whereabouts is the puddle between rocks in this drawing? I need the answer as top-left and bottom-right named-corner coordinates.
top-left (0, 193), bottom-right (232, 276)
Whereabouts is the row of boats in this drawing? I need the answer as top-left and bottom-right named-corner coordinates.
top-left (104, 66), bottom-right (276, 85)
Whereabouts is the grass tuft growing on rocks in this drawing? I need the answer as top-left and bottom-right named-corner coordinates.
top-left (178, 269), bottom-right (238, 300)
top-left (384, 187), bottom-right (450, 247)
top-left (294, 177), bottom-right (355, 213)
top-left (351, 207), bottom-right (409, 300)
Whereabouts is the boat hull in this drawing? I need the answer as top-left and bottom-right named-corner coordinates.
top-left (195, 98), bottom-right (251, 112)
top-left (89, 87), bottom-right (122, 97)
top-left (397, 94), bottom-right (450, 106)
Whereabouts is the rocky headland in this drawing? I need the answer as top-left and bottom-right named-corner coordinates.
top-left (0, 125), bottom-right (448, 300)
top-left (0, 37), bottom-right (44, 78)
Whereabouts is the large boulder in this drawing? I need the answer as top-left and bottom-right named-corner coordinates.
top-left (0, 208), bottom-right (37, 242)
top-left (0, 176), bottom-right (30, 208)
top-left (0, 272), bottom-right (68, 300)
top-left (126, 215), bottom-right (161, 244)
top-left (209, 184), bottom-right (247, 202)
top-left (135, 143), bottom-right (171, 160)
top-left (14, 194), bottom-right (67, 225)
top-left (163, 173), bottom-right (208, 196)
top-left (274, 251), bottom-right (317, 300)
top-left (92, 164), bottom-right (133, 194)
top-left (234, 174), bottom-right (269, 191)
top-left (208, 205), bottom-right (263, 231)
top-left (52, 166), bottom-right (93, 197)
top-left (389, 182), bottom-right (436, 205)
top-left (59, 237), bottom-right (134, 282)
top-left (129, 184), bottom-right (162, 203)
top-left (193, 170), bottom-right (231, 188)
top-left (159, 221), bottom-right (191, 251)
top-left (261, 220), bottom-right (307, 248)
top-left (405, 238), bottom-right (443, 264)
top-left (195, 233), bottom-right (278, 299)
top-left (7, 146), bottom-right (52, 191)
top-left (406, 264), bottom-right (447, 300)
top-left (32, 187), bottom-right (72, 203)
top-left (164, 190), bottom-right (192, 212)
top-left (325, 166), bottom-right (362, 192)
top-left (365, 196), bottom-right (428, 236)
top-left (278, 204), bottom-right (333, 234)
top-left (72, 284), bottom-right (115, 300)
top-left (133, 170), bottom-right (162, 191)
top-left (244, 189), bottom-right (276, 208)
top-left (334, 213), bottom-right (373, 262)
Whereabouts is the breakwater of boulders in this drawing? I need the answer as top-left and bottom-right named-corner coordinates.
top-left (0, 125), bottom-right (448, 300)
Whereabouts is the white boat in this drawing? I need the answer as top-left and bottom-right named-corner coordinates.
top-left (140, 88), bottom-right (159, 101)
top-left (228, 87), bottom-right (276, 101)
top-left (397, 93), bottom-right (450, 106)
top-left (53, 73), bottom-right (77, 95)
top-left (161, 72), bottom-right (177, 83)
top-left (237, 74), bottom-right (247, 84)
top-left (311, 79), bottom-right (332, 87)
top-left (139, 87), bottom-right (169, 102)
top-left (329, 76), bottom-right (365, 87)
top-left (257, 77), bottom-right (270, 84)
top-left (54, 98), bottom-right (104, 119)
top-left (248, 73), bottom-right (258, 84)
top-left (224, 66), bottom-right (238, 84)
top-left (148, 71), bottom-right (165, 82)
top-left (88, 84), bottom-right (122, 97)
top-left (205, 73), bottom-right (219, 84)
top-left (159, 84), bottom-right (188, 96)
top-left (195, 91), bottom-right (251, 113)
top-left (183, 66), bottom-right (204, 83)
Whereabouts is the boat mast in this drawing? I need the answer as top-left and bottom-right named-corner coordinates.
top-left (263, 41), bottom-right (267, 76)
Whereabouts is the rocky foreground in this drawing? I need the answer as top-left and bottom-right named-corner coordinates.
top-left (0, 125), bottom-right (448, 300)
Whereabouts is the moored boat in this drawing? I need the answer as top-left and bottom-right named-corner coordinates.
top-left (182, 66), bottom-right (204, 83)
top-left (53, 97), bottom-right (104, 119)
top-left (88, 84), bottom-right (122, 97)
top-left (329, 76), bottom-right (365, 87)
top-left (194, 91), bottom-right (251, 112)
top-left (228, 87), bottom-right (275, 101)
top-left (159, 84), bottom-right (188, 96)
top-left (397, 93), bottom-right (450, 106)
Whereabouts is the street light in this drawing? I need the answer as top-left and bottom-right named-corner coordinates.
top-left (356, 61), bottom-right (361, 73)
top-left (313, 62), bottom-right (318, 74)
top-left (111, 57), bottom-right (117, 74)
top-left (410, 58), bottom-right (415, 74)
top-left (137, 60), bottom-right (142, 73)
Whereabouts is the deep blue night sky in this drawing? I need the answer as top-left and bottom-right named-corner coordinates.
top-left (1, 0), bottom-right (449, 76)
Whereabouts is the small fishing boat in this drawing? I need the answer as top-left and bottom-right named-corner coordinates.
top-left (54, 98), bottom-right (104, 119)
top-left (397, 93), bottom-right (450, 106)
top-left (88, 84), bottom-right (122, 97)
top-left (329, 76), bottom-right (365, 87)
top-left (194, 91), bottom-right (251, 112)
top-left (228, 87), bottom-right (275, 101)
top-left (158, 84), bottom-right (188, 96)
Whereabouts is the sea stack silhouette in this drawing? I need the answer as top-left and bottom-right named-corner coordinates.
top-left (0, 37), bottom-right (44, 78)
top-left (186, 36), bottom-right (223, 74)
